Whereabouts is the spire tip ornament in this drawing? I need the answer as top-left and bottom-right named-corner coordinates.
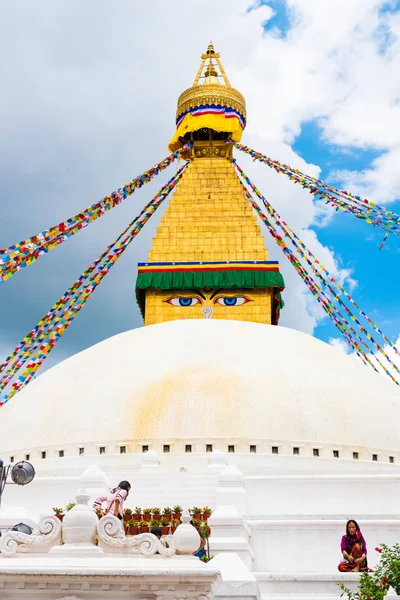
top-left (168, 43), bottom-right (246, 154)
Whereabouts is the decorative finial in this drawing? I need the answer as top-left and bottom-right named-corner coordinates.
top-left (204, 62), bottom-right (218, 78)
top-left (207, 41), bottom-right (215, 55)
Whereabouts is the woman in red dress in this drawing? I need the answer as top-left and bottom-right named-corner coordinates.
top-left (338, 519), bottom-right (369, 572)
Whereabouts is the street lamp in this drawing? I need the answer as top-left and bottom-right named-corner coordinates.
top-left (0, 460), bottom-right (35, 509)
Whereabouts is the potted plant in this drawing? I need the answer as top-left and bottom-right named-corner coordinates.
top-left (139, 520), bottom-right (149, 533)
top-left (192, 518), bottom-right (202, 529)
top-left (160, 517), bottom-right (170, 536)
top-left (173, 505), bottom-right (182, 520)
top-left (191, 506), bottom-right (202, 520)
top-left (130, 520), bottom-right (139, 536)
top-left (170, 519), bottom-right (178, 534)
top-left (53, 507), bottom-right (65, 521)
top-left (149, 519), bottom-right (158, 530)
top-left (202, 506), bottom-right (212, 521)
top-left (200, 522), bottom-right (212, 561)
top-left (143, 508), bottom-right (152, 522)
top-left (123, 508), bottom-right (133, 522)
top-left (133, 507), bottom-right (142, 521)
top-left (152, 507), bottom-right (161, 521)
top-left (200, 554), bottom-right (214, 563)
top-left (94, 508), bottom-right (103, 520)
top-left (163, 506), bottom-right (173, 519)
top-left (66, 502), bottom-right (76, 512)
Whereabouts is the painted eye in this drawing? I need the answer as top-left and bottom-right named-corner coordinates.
top-left (165, 297), bottom-right (200, 307)
top-left (214, 296), bottom-right (250, 306)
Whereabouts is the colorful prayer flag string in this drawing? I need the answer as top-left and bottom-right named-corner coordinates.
top-left (0, 145), bottom-right (191, 284)
top-left (0, 163), bottom-right (188, 405)
top-left (234, 158), bottom-right (398, 357)
top-left (232, 142), bottom-right (400, 241)
top-left (233, 160), bottom-right (400, 386)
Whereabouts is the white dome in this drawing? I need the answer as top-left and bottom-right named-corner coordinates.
top-left (1, 319), bottom-right (399, 456)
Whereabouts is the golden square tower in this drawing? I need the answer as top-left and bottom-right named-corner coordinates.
top-left (136, 44), bottom-right (285, 325)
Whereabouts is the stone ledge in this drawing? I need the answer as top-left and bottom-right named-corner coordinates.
top-left (254, 572), bottom-right (360, 582)
top-left (254, 571), bottom-right (360, 600)
top-left (0, 556), bottom-right (218, 577)
top-left (248, 518), bottom-right (400, 528)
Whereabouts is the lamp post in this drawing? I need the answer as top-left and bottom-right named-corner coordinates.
top-left (0, 459), bottom-right (35, 510)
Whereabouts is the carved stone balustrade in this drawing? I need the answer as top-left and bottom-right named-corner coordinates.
top-left (0, 515), bottom-right (61, 556)
top-left (97, 515), bottom-right (176, 556)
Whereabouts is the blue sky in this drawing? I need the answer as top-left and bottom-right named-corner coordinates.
top-left (0, 0), bottom-right (399, 384)
top-left (292, 119), bottom-right (400, 345)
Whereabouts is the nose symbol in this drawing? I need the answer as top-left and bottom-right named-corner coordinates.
top-left (202, 306), bottom-right (213, 319)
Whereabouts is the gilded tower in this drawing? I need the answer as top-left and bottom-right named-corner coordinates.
top-left (136, 44), bottom-right (285, 325)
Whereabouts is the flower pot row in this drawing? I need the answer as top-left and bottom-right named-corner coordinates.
top-left (122, 506), bottom-right (213, 523)
top-left (124, 513), bottom-right (181, 522)
top-left (123, 520), bottom-right (180, 536)
top-left (188, 507), bottom-right (213, 522)
top-left (123, 506), bottom-right (184, 522)
top-left (123, 520), bottom-right (211, 538)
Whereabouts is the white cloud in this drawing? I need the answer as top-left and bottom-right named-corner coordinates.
top-left (329, 333), bottom-right (400, 387)
top-left (376, 335), bottom-right (400, 380)
top-left (235, 0), bottom-right (400, 202)
top-left (329, 336), bottom-right (352, 355)
top-left (331, 148), bottom-right (400, 204)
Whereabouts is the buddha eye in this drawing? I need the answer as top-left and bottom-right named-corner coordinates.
top-left (214, 296), bottom-right (250, 306)
top-left (165, 297), bottom-right (200, 307)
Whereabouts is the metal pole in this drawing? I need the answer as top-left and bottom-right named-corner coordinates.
top-left (0, 460), bottom-right (10, 511)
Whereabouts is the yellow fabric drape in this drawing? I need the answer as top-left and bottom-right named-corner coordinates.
top-left (168, 113), bottom-right (244, 152)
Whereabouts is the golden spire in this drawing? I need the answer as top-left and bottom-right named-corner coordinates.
top-left (168, 43), bottom-right (246, 152)
top-left (192, 41), bottom-right (231, 87)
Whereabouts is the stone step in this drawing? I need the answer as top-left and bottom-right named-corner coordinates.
top-left (255, 572), bottom-right (360, 600)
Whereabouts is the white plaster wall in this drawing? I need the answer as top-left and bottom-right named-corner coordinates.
top-left (245, 474), bottom-right (400, 516)
top-left (0, 460), bottom-right (221, 523)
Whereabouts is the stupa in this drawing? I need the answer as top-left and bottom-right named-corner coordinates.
top-left (1, 44), bottom-right (400, 600)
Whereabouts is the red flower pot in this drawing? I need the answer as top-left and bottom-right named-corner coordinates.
top-left (173, 513), bottom-right (181, 520)
top-left (193, 513), bottom-right (202, 521)
top-left (133, 514), bottom-right (141, 521)
top-left (203, 513), bottom-right (211, 522)
top-left (143, 514), bottom-right (151, 521)
top-left (140, 525), bottom-right (149, 533)
top-left (153, 514), bottom-right (161, 521)
top-left (130, 526), bottom-right (139, 536)
top-left (55, 514), bottom-right (64, 522)
top-left (161, 526), bottom-right (170, 535)
top-left (171, 526), bottom-right (177, 533)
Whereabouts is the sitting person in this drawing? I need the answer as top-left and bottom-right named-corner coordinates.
top-left (93, 480), bottom-right (131, 520)
top-left (151, 526), bottom-right (165, 546)
top-left (338, 519), bottom-right (369, 572)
